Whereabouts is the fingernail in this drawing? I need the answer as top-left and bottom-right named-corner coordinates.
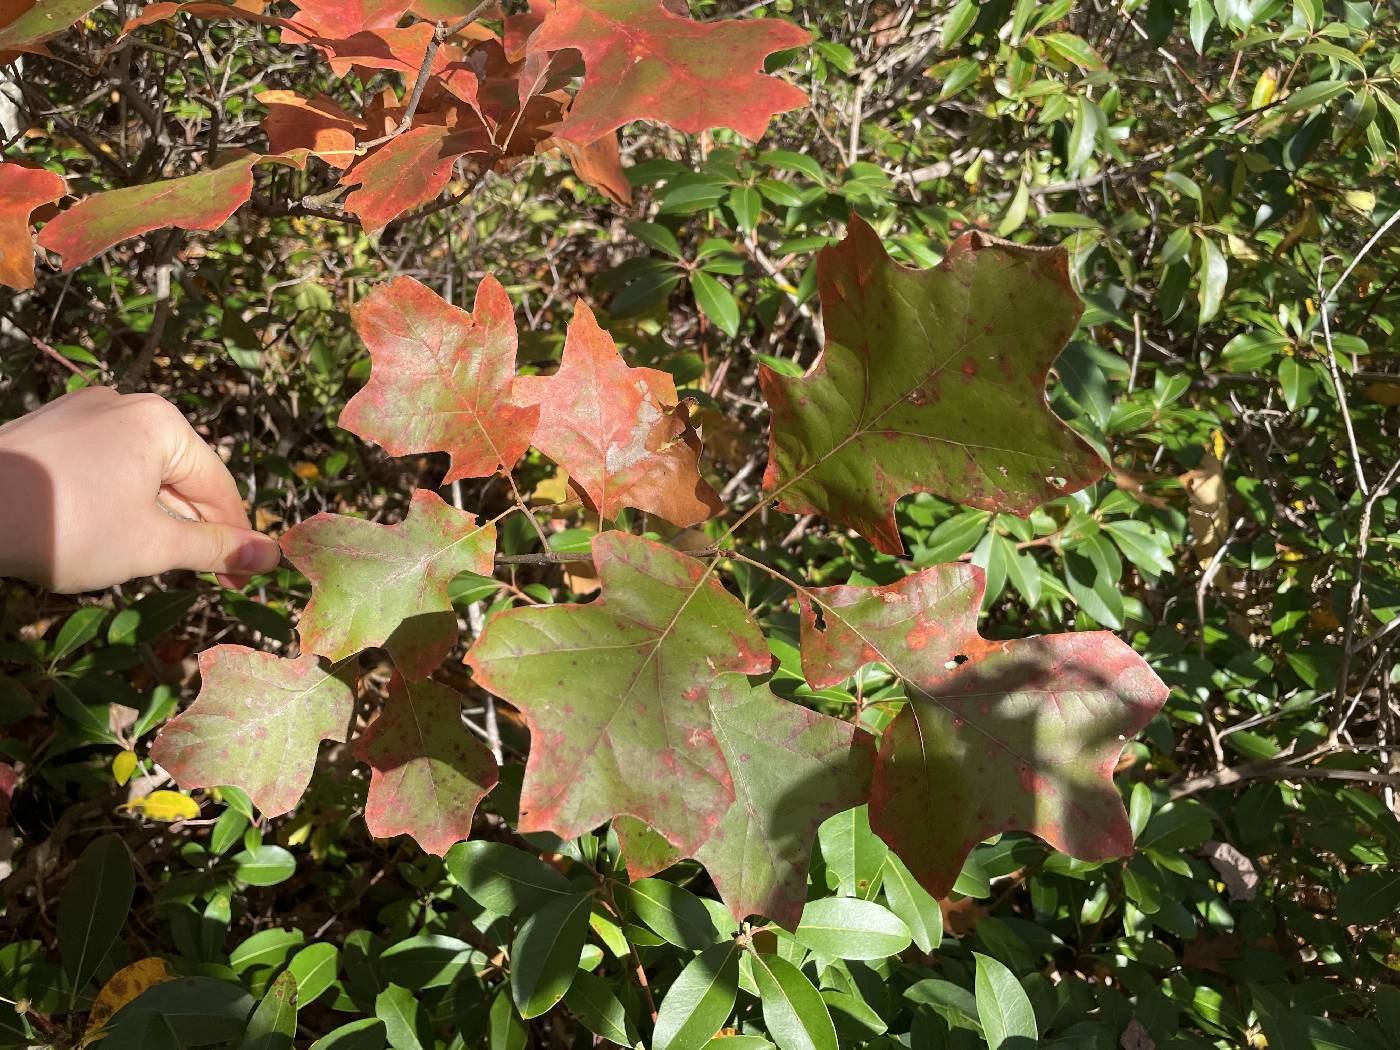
top-left (233, 535), bottom-right (282, 574)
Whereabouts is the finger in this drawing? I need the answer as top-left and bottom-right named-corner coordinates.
top-left (151, 515), bottom-right (282, 582)
top-left (142, 399), bottom-right (251, 529)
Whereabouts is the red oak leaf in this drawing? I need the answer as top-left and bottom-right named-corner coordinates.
top-left (311, 23), bottom-right (444, 77)
top-left (760, 215), bottom-right (1105, 555)
top-left (340, 124), bottom-right (491, 231)
top-left (0, 163), bottom-right (64, 290)
top-left (280, 489), bottom-right (496, 675)
top-left (150, 646), bottom-right (357, 817)
top-left (341, 274), bottom-right (538, 481)
top-left (512, 300), bottom-right (722, 527)
top-left (527, 0), bottom-right (810, 142)
top-left (259, 89), bottom-right (365, 168)
top-left (466, 532), bottom-right (770, 855)
top-left (289, 0), bottom-right (410, 39)
top-left (797, 563), bottom-right (1168, 896)
top-left (355, 674), bottom-right (499, 855)
top-left (37, 153), bottom-right (261, 271)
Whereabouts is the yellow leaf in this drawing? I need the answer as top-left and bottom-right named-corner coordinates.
top-left (1250, 67), bottom-right (1278, 109)
top-left (123, 790), bottom-right (200, 822)
top-left (293, 461), bottom-right (321, 481)
top-left (1344, 190), bottom-right (1376, 213)
top-left (82, 958), bottom-right (173, 1043)
top-left (530, 469), bottom-right (570, 505)
top-left (112, 750), bottom-right (138, 787)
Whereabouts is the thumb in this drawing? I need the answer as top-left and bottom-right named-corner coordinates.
top-left (155, 517), bottom-right (282, 587)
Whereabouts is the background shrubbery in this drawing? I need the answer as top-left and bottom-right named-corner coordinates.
top-left (2, 0), bottom-right (1399, 1047)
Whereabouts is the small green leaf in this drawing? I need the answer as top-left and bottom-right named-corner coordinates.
top-left (309, 1019), bottom-right (388, 1050)
top-left (287, 943), bottom-right (338, 1006)
top-left (1280, 80), bottom-right (1349, 113)
top-left (881, 852), bottom-right (943, 952)
top-left (376, 984), bottom-right (428, 1050)
top-left (729, 186), bottom-right (762, 232)
top-left (625, 878), bottom-right (726, 951)
top-left (628, 221), bottom-right (684, 259)
top-left (692, 271), bottom-right (740, 338)
top-left (511, 891), bottom-right (592, 1018)
top-left (51, 606), bottom-right (108, 665)
top-left (444, 840), bottom-right (573, 916)
top-left (490, 989), bottom-right (529, 1050)
top-left (232, 845), bottom-right (296, 886)
top-left (973, 954), bottom-right (1037, 1048)
top-left (653, 941), bottom-right (741, 1050)
top-left (750, 954), bottom-right (837, 1050)
top-left (563, 970), bottom-right (638, 1046)
top-left (793, 897), bottom-right (912, 960)
top-left (1335, 870), bottom-right (1400, 925)
top-left (58, 835), bottom-right (134, 1008)
top-left (230, 929), bottom-right (305, 975)
top-left (1196, 235), bottom-right (1228, 326)
top-left (238, 970), bottom-right (297, 1050)
top-left (941, 0), bottom-right (978, 48)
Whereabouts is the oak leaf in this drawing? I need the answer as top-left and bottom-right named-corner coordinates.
top-left (0, 163), bottom-right (64, 290)
top-left (259, 89), bottom-right (365, 168)
top-left (556, 132), bottom-right (631, 206)
top-left (512, 300), bottom-right (722, 526)
top-left (120, 0), bottom-right (286, 36)
top-left (797, 563), bottom-right (1168, 896)
top-left (761, 214), bottom-right (1105, 555)
top-left (694, 674), bottom-right (874, 929)
top-left (528, 0), bottom-right (810, 141)
top-left (340, 124), bottom-right (491, 231)
top-left (466, 532), bottom-right (769, 854)
top-left (150, 646), bottom-right (356, 817)
top-left (341, 274), bottom-right (538, 481)
top-left (289, 0), bottom-right (410, 38)
top-left (280, 489), bottom-right (496, 675)
top-left (611, 675), bottom-right (874, 928)
top-left (36, 153), bottom-right (262, 271)
top-left (355, 674), bottom-right (499, 855)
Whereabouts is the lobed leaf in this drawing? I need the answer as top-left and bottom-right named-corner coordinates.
top-left (340, 125), bottom-right (492, 232)
top-left (280, 488), bottom-right (495, 676)
top-left (341, 274), bottom-right (538, 482)
top-left (527, 0), bottom-right (810, 142)
top-left (466, 532), bottom-right (768, 854)
top-left (150, 646), bottom-right (356, 818)
top-left (355, 674), bottom-right (499, 855)
top-left (0, 162), bottom-right (64, 290)
top-left (798, 563), bottom-right (1169, 896)
top-left (760, 214), bottom-right (1104, 555)
top-left (512, 300), bottom-right (722, 527)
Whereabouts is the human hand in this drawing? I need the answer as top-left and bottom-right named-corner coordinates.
top-left (0, 387), bottom-right (281, 593)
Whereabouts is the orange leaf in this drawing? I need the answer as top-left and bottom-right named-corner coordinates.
top-left (512, 300), bottom-right (722, 527)
top-left (0, 162), bottom-right (65, 290)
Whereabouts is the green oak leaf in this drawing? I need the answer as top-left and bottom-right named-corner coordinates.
top-left (759, 214), bottom-right (1104, 555)
top-left (281, 489), bottom-right (495, 676)
top-left (151, 646), bottom-right (356, 817)
top-left (466, 532), bottom-right (770, 856)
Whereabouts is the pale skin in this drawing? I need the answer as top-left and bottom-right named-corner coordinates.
top-left (0, 387), bottom-right (282, 593)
